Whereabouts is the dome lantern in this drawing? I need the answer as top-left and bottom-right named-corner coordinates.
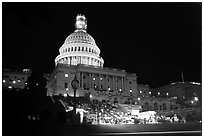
top-left (75, 14), bottom-right (87, 32)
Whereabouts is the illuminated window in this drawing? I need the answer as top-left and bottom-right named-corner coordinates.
top-left (65, 74), bottom-right (68, 77)
top-left (93, 77), bottom-right (95, 80)
top-left (149, 91), bottom-right (151, 95)
top-left (64, 93), bottom-right (68, 97)
top-left (17, 79), bottom-right (20, 82)
top-left (3, 80), bottom-right (6, 83)
top-left (130, 89), bottom-right (132, 92)
top-left (13, 80), bottom-right (16, 84)
top-left (100, 77), bottom-right (102, 80)
top-left (8, 86), bottom-right (12, 89)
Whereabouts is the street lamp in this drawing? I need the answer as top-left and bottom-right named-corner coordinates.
top-left (71, 75), bottom-right (79, 115)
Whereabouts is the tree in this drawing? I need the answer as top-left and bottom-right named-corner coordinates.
top-left (25, 69), bottom-right (47, 96)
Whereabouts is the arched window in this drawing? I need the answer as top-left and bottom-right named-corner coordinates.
top-left (163, 103), bottom-right (166, 110)
top-left (68, 48), bottom-right (70, 52)
top-left (154, 103), bottom-right (158, 110)
top-left (92, 49), bottom-right (94, 53)
top-left (78, 47), bottom-right (80, 51)
top-left (75, 47), bottom-right (77, 51)
top-left (71, 47), bottom-right (73, 51)
top-left (82, 47), bottom-right (84, 51)
top-left (86, 47), bottom-right (88, 52)
top-left (89, 48), bottom-right (91, 52)
top-left (144, 102), bottom-right (149, 110)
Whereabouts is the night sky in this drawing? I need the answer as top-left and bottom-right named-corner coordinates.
top-left (3, 2), bottom-right (202, 88)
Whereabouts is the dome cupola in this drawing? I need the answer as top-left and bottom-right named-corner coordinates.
top-left (55, 14), bottom-right (104, 67)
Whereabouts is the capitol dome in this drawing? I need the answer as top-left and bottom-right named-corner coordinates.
top-left (65, 31), bottom-right (96, 46)
top-left (55, 14), bottom-right (104, 67)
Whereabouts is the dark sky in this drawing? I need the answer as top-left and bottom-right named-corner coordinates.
top-left (3, 2), bottom-right (202, 88)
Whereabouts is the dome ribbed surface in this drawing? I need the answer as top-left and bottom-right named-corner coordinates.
top-left (65, 31), bottom-right (96, 46)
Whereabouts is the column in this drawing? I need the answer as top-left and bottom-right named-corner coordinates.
top-left (122, 77), bottom-right (124, 91)
top-left (80, 72), bottom-right (82, 87)
top-left (68, 57), bottom-right (70, 65)
top-left (99, 74), bottom-right (101, 90)
top-left (124, 77), bottom-right (126, 91)
top-left (105, 75), bottom-right (107, 90)
top-left (70, 57), bottom-right (72, 65)
top-left (113, 76), bottom-right (115, 91)
top-left (91, 58), bottom-right (93, 65)
top-left (89, 73), bottom-right (91, 89)
top-left (91, 73), bottom-right (93, 88)
top-left (115, 76), bottom-right (117, 91)
top-left (81, 72), bottom-right (83, 88)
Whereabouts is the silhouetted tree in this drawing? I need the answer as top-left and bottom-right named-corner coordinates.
top-left (25, 69), bottom-right (47, 96)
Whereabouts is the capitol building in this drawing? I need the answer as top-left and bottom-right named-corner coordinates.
top-left (46, 15), bottom-right (138, 104)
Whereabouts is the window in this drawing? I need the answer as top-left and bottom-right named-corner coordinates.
top-left (163, 103), bottom-right (166, 110)
top-left (159, 105), bottom-right (162, 110)
top-left (154, 103), bottom-right (158, 110)
top-left (83, 76), bottom-right (86, 79)
top-left (82, 47), bottom-right (84, 51)
top-left (65, 83), bottom-right (68, 88)
top-left (129, 81), bottom-right (132, 84)
top-left (75, 47), bottom-right (77, 51)
top-left (65, 74), bottom-right (68, 77)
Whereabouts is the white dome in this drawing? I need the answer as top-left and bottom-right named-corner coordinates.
top-left (65, 31), bottom-right (96, 46)
top-left (55, 14), bottom-right (104, 67)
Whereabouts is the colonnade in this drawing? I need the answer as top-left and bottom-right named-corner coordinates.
top-left (79, 71), bottom-right (127, 92)
top-left (57, 56), bottom-right (103, 67)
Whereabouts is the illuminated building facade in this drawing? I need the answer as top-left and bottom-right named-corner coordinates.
top-left (151, 81), bottom-right (201, 103)
top-left (2, 69), bottom-right (32, 90)
top-left (47, 15), bottom-right (138, 104)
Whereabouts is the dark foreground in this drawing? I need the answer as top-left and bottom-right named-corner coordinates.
top-left (4, 122), bottom-right (202, 136)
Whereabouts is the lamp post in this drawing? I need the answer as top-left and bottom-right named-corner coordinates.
top-left (71, 75), bottom-right (79, 116)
